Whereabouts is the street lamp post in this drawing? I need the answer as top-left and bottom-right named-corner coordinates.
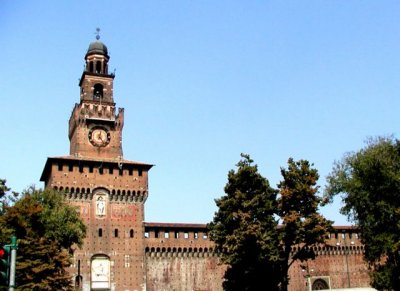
top-left (8, 236), bottom-right (17, 291)
top-left (337, 233), bottom-right (353, 288)
top-left (301, 264), bottom-right (313, 291)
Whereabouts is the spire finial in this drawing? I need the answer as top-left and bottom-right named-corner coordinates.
top-left (95, 28), bottom-right (100, 40)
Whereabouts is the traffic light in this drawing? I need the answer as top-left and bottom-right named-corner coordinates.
top-left (0, 245), bottom-right (10, 286)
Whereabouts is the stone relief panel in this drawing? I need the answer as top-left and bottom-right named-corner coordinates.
top-left (91, 255), bottom-right (110, 289)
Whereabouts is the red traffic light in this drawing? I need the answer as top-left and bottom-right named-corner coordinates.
top-left (0, 247), bottom-right (9, 260)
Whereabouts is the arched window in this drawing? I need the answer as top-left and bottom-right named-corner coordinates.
top-left (312, 278), bottom-right (330, 290)
top-left (98, 228), bottom-right (103, 237)
top-left (93, 84), bottom-right (103, 100)
top-left (130, 229), bottom-right (134, 238)
top-left (95, 61), bottom-right (101, 74)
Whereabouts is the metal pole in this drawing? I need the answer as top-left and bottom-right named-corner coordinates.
top-left (345, 240), bottom-right (350, 287)
top-left (8, 236), bottom-right (16, 291)
top-left (342, 233), bottom-right (351, 288)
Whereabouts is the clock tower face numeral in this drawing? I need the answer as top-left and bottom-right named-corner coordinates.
top-left (88, 127), bottom-right (111, 147)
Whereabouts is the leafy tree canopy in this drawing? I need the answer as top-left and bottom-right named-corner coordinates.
top-left (277, 158), bottom-right (333, 291)
top-left (0, 179), bottom-right (19, 213)
top-left (208, 154), bottom-right (332, 291)
top-left (0, 183), bottom-right (86, 290)
top-left (208, 154), bottom-right (281, 291)
top-left (324, 136), bottom-right (400, 290)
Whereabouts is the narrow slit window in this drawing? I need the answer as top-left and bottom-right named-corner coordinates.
top-left (124, 255), bottom-right (130, 268)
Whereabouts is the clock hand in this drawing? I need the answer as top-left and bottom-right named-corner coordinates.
top-left (97, 132), bottom-right (103, 142)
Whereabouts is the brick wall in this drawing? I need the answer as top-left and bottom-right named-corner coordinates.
top-left (144, 223), bottom-right (372, 291)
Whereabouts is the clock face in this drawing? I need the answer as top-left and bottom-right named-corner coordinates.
top-left (88, 127), bottom-right (110, 147)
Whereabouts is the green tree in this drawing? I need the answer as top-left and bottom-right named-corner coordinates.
top-left (207, 154), bottom-right (281, 291)
top-left (208, 155), bottom-right (332, 291)
top-left (0, 179), bottom-right (19, 213)
top-left (0, 186), bottom-right (86, 290)
top-left (0, 180), bottom-right (9, 199)
top-left (277, 158), bottom-right (333, 291)
top-left (324, 136), bottom-right (400, 290)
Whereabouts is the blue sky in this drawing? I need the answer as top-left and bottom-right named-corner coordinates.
top-left (1, 1), bottom-right (399, 225)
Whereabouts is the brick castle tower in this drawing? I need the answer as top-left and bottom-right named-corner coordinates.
top-left (40, 34), bottom-right (152, 291)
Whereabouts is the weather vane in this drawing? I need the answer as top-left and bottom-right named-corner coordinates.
top-left (95, 27), bottom-right (100, 40)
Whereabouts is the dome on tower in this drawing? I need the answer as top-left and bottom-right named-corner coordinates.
top-left (86, 40), bottom-right (109, 57)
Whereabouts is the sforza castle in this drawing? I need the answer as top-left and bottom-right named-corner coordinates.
top-left (39, 36), bottom-right (373, 291)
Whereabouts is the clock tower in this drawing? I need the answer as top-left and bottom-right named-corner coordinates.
top-left (69, 34), bottom-right (122, 159)
top-left (40, 34), bottom-right (152, 291)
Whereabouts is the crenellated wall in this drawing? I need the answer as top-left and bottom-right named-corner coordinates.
top-left (144, 223), bottom-right (372, 291)
top-left (41, 157), bottom-right (150, 200)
